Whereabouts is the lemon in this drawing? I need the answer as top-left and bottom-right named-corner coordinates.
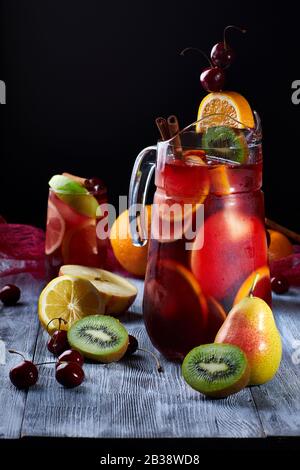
top-left (38, 275), bottom-right (105, 334)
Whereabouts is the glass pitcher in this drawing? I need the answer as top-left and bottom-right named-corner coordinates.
top-left (129, 114), bottom-right (271, 361)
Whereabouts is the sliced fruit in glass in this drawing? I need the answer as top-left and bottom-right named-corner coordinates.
top-left (45, 201), bottom-right (65, 255)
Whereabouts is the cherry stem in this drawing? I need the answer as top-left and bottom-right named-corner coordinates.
top-left (180, 47), bottom-right (212, 67)
top-left (138, 347), bottom-right (163, 373)
top-left (46, 317), bottom-right (67, 335)
top-left (35, 361), bottom-right (57, 367)
top-left (8, 349), bottom-right (26, 361)
top-left (249, 273), bottom-right (260, 297)
top-left (223, 25), bottom-right (247, 50)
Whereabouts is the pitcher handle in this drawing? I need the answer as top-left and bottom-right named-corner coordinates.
top-left (128, 146), bottom-right (156, 247)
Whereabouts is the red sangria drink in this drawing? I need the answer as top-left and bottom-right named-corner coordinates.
top-left (45, 173), bottom-right (108, 279)
top-left (129, 111), bottom-right (271, 361)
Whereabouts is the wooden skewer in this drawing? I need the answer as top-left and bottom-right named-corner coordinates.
top-left (265, 218), bottom-right (300, 244)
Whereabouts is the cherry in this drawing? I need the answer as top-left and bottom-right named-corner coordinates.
top-left (84, 177), bottom-right (107, 196)
top-left (9, 350), bottom-right (38, 389)
top-left (211, 25), bottom-right (246, 69)
top-left (211, 43), bottom-right (235, 69)
top-left (55, 362), bottom-right (85, 388)
top-left (200, 67), bottom-right (225, 92)
top-left (271, 276), bottom-right (290, 295)
top-left (125, 335), bottom-right (139, 356)
top-left (57, 349), bottom-right (84, 368)
top-left (47, 318), bottom-right (69, 356)
top-left (124, 335), bottom-right (163, 372)
top-left (0, 284), bottom-right (21, 306)
top-left (180, 47), bottom-right (225, 93)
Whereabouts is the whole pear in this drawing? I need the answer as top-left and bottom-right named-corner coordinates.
top-left (215, 295), bottom-right (282, 385)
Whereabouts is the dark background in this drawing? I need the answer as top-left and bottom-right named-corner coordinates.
top-left (0, 0), bottom-right (299, 229)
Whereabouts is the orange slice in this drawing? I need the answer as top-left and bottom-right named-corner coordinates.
top-left (233, 266), bottom-right (272, 306)
top-left (197, 91), bottom-right (254, 130)
top-left (209, 165), bottom-right (231, 195)
top-left (45, 201), bottom-right (65, 255)
top-left (268, 230), bottom-right (293, 262)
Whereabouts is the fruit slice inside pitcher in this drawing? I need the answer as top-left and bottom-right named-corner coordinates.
top-left (152, 156), bottom-right (208, 243)
top-left (143, 260), bottom-right (208, 357)
top-left (233, 266), bottom-right (271, 306)
top-left (191, 209), bottom-right (267, 302)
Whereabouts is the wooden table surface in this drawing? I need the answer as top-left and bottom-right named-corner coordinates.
top-left (0, 272), bottom-right (299, 440)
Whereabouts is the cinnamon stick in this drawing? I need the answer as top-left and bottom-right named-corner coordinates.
top-left (265, 218), bottom-right (300, 244)
top-left (155, 117), bottom-right (170, 141)
top-left (62, 172), bottom-right (87, 186)
top-left (167, 115), bottom-right (183, 159)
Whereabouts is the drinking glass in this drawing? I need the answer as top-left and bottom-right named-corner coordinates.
top-left (45, 185), bottom-right (108, 279)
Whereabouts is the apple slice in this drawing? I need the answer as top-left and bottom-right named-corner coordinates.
top-left (59, 265), bottom-right (137, 315)
top-left (49, 174), bottom-right (99, 217)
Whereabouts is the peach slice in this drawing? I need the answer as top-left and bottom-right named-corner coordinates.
top-left (59, 264), bottom-right (137, 315)
top-left (233, 266), bottom-right (272, 306)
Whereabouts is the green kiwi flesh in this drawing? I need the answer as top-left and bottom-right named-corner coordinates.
top-left (202, 126), bottom-right (249, 163)
top-left (182, 343), bottom-right (250, 398)
top-left (67, 315), bottom-right (129, 363)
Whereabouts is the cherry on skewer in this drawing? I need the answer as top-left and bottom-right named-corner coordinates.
top-left (47, 318), bottom-right (69, 356)
top-left (210, 25), bottom-right (246, 69)
top-left (180, 47), bottom-right (225, 93)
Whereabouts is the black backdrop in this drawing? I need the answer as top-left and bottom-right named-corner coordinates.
top-left (1, 0), bottom-right (300, 229)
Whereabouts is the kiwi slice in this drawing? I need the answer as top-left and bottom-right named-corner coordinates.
top-left (182, 343), bottom-right (250, 398)
top-left (67, 315), bottom-right (129, 363)
top-left (202, 126), bottom-right (249, 163)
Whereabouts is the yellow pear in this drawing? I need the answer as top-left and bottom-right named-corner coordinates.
top-left (215, 293), bottom-right (282, 386)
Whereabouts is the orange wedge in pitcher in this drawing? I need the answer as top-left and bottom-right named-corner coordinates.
top-left (197, 91), bottom-right (255, 130)
top-left (233, 266), bottom-right (272, 306)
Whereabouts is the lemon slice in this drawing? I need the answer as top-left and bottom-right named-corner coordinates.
top-left (38, 275), bottom-right (105, 334)
top-left (197, 91), bottom-right (254, 131)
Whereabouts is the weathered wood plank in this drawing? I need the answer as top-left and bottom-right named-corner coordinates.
top-left (22, 279), bottom-right (263, 438)
top-left (0, 273), bottom-right (43, 438)
top-left (250, 288), bottom-right (300, 437)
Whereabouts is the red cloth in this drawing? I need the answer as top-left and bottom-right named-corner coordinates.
top-left (270, 246), bottom-right (300, 286)
top-left (0, 224), bottom-right (45, 279)
top-left (2, 222), bottom-right (298, 285)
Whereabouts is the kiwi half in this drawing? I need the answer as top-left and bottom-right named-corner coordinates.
top-left (67, 315), bottom-right (129, 363)
top-left (202, 126), bottom-right (249, 164)
top-left (182, 343), bottom-right (250, 398)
